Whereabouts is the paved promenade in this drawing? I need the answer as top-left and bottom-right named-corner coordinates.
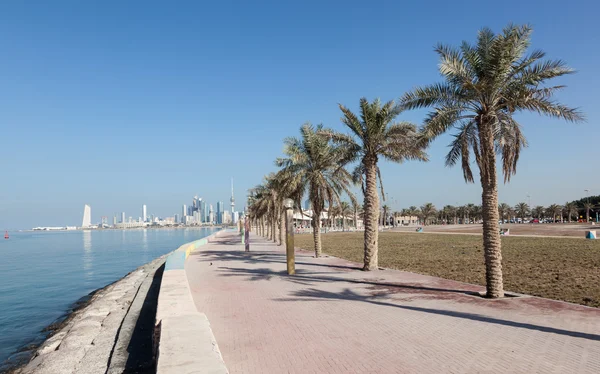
top-left (186, 231), bottom-right (600, 373)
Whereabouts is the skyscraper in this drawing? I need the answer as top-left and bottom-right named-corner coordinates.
top-left (216, 201), bottom-right (223, 224)
top-left (142, 205), bottom-right (147, 222)
top-left (121, 212), bottom-right (126, 224)
top-left (182, 204), bottom-right (187, 218)
top-left (209, 204), bottom-right (214, 223)
top-left (230, 178), bottom-right (235, 213)
top-left (113, 215), bottom-right (117, 225)
top-left (81, 204), bottom-right (91, 228)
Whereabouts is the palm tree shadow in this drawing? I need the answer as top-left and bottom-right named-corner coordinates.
top-left (216, 266), bottom-right (477, 296)
top-left (279, 287), bottom-right (600, 342)
top-left (194, 249), bottom-right (370, 272)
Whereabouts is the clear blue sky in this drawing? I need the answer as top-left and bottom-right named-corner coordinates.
top-left (1, 0), bottom-right (597, 229)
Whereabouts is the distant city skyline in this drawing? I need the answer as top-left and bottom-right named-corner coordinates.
top-left (1, 1), bottom-right (598, 229)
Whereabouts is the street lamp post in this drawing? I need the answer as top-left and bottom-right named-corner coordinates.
top-left (284, 198), bottom-right (295, 275)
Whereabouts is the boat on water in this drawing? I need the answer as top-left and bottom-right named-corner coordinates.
top-left (4, 231), bottom-right (8, 239)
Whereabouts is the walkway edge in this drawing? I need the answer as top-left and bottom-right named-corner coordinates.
top-left (155, 229), bottom-right (231, 374)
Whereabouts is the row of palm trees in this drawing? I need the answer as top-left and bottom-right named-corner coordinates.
top-left (247, 24), bottom-right (583, 299)
top-left (388, 201), bottom-right (594, 225)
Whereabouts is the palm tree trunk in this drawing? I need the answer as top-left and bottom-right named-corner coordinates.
top-left (479, 123), bottom-right (504, 298)
top-left (354, 210), bottom-right (359, 230)
top-left (279, 208), bottom-right (285, 246)
top-left (363, 159), bottom-right (379, 271)
top-left (587, 209), bottom-right (590, 222)
top-left (272, 212), bottom-right (277, 243)
top-left (312, 209), bottom-right (322, 257)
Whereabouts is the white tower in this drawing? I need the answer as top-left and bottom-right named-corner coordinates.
top-left (82, 204), bottom-right (91, 228)
top-left (230, 178), bottom-right (235, 213)
top-left (142, 204), bottom-right (147, 222)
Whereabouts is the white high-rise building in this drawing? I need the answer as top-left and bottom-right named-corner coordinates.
top-left (182, 204), bottom-right (187, 218)
top-left (121, 212), bottom-right (126, 223)
top-left (142, 205), bottom-right (147, 222)
top-left (81, 204), bottom-right (91, 228)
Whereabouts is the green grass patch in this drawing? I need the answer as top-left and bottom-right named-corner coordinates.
top-left (295, 232), bottom-right (600, 307)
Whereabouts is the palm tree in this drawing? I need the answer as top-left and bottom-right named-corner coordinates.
top-left (514, 202), bottom-right (530, 223)
top-left (531, 205), bottom-right (545, 220)
top-left (498, 203), bottom-right (511, 223)
top-left (564, 202), bottom-right (578, 223)
top-left (584, 202), bottom-right (593, 222)
top-left (464, 203), bottom-right (476, 224)
top-left (420, 203), bottom-right (437, 225)
top-left (324, 98), bottom-right (428, 270)
top-left (382, 204), bottom-right (391, 227)
top-left (472, 205), bottom-right (483, 223)
top-left (248, 177), bottom-right (280, 242)
top-left (339, 201), bottom-right (353, 231)
top-left (446, 205), bottom-right (458, 224)
top-left (547, 204), bottom-right (563, 223)
top-left (352, 200), bottom-right (362, 230)
top-left (407, 206), bottom-right (418, 224)
top-left (276, 123), bottom-right (356, 257)
top-left (401, 24), bottom-right (583, 298)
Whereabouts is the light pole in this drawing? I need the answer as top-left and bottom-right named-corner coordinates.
top-left (284, 198), bottom-right (295, 275)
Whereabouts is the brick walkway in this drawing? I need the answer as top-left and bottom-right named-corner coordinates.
top-left (186, 232), bottom-right (600, 373)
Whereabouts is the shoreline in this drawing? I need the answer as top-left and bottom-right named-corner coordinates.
top-left (1, 254), bottom-right (169, 374)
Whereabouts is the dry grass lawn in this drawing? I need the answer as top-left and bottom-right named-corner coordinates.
top-left (294, 232), bottom-right (600, 308)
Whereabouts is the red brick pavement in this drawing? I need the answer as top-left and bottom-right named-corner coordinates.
top-left (186, 232), bottom-right (600, 373)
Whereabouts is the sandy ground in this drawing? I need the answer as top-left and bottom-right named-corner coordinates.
top-left (389, 223), bottom-right (597, 237)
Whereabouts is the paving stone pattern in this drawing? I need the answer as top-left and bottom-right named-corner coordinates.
top-left (186, 232), bottom-right (600, 374)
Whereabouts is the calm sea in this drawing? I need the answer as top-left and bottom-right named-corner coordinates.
top-left (0, 227), bottom-right (217, 370)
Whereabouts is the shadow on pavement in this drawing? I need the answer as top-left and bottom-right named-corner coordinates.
top-left (278, 287), bottom-right (600, 342)
top-left (193, 249), bottom-right (362, 271)
top-left (216, 266), bottom-right (475, 295)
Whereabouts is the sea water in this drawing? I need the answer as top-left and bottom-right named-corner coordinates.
top-left (0, 227), bottom-right (217, 369)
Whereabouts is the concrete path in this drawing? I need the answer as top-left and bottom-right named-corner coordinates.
top-left (186, 232), bottom-right (600, 373)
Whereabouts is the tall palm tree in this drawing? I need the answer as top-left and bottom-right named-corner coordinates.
top-left (420, 203), bottom-right (437, 225)
top-left (339, 201), bottom-right (353, 231)
top-left (583, 202), bottom-right (593, 222)
top-left (248, 179), bottom-right (279, 241)
top-left (564, 202), bottom-right (578, 223)
top-left (472, 205), bottom-right (483, 223)
top-left (514, 202), bottom-right (530, 222)
top-left (547, 204), bottom-right (563, 223)
top-left (464, 203), bottom-right (476, 224)
top-left (407, 206), bottom-right (418, 224)
top-left (352, 200), bottom-right (362, 230)
top-left (498, 203), bottom-right (511, 223)
top-left (443, 205), bottom-right (457, 224)
top-left (276, 123), bottom-right (356, 257)
top-left (401, 24), bottom-right (583, 298)
top-left (531, 205), bottom-right (545, 220)
top-left (382, 204), bottom-right (391, 227)
top-left (323, 98), bottom-right (428, 270)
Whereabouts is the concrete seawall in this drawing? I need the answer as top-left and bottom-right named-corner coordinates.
top-left (154, 229), bottom-right (230, 374)
top-left (15, 254), bottom-right (168, 374)
top-left (11, 229), bottom-right (230, 374)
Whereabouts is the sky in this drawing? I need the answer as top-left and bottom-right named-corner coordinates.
top-left (0, 0), bottom-right (598, 229)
